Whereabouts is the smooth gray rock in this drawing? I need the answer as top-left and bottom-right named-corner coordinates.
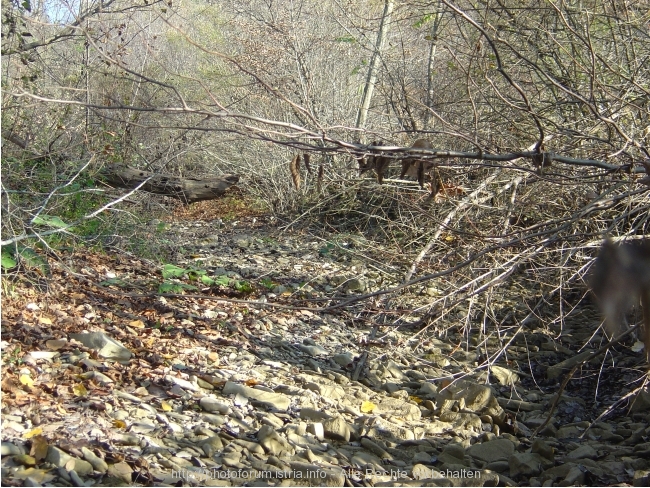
top-left (222, 381), bottom-right (290, 410)
top-left (332, 353), bottom-right (354, 367)
top-left (374, 397), bottom-right (421, 421)
top-left (299, 344), bottom-right (328, 356)
top-left (565, 444), bottom-right (597, 460)
top-left (1, 441), bottom-right (23, 456)
top-left (307, 422), bottom-right (325, 441)
top-left (82, 446), bottom-right (108, 473)
top-left (531, 439), bottom-right (554, 460)
top-left (361, 437), bottom-right (391, 460)
top-left (199, 397), bottom-right (232, 414)
top-left (468, 438), bottom-right (515, 463)
top-left (438, 443), bottom-right (467, 466)
top-left (300, 408), bottom-right (331, 421)
top-left (306, 382), bottom-right (345, 400)
top-left (69, 332), bottom-right (132, 362)
top-left (45, 447), bottom-right (94, 476)
top-left (201, 413), bottom-right (227, 426)
top-left (199, 436), bottom-right (224, 457)
top-left (165, 375), bottom-right (198, 392)
top-left (257, 425), bottom-right (291, 455)
top-left (289, 461), bottom-right (346, 487)
top-left (509, 452), bottom-right (553, 477)
top-left (322, 417), bottom-right (351, 442)
top-left (490, 365), bottom-right (519, 385)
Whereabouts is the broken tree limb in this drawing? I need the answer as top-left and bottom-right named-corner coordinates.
top-left (102, 163), bottom-right (240, 204)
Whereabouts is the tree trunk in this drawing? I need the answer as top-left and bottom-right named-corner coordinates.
top-left (102, 164), bottom-right (239, 204)
top-left (355, 0), bottom-right (394, 131)
top-left (424, 1), bottom-right (444, 128)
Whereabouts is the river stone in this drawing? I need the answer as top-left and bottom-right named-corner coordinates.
top-left (289, 461), bottom-right (346, 487)
top-left (199, 397), bottom-right (231, 414)
top-left (258, 425), bottom-right (291, 455)
top-left (490, 366), bottom-right (519, 386)
top-left (222, 381), bottom-right (290, 410)
top-left (419, 382), bottom-right (438, 398)
top-left (540, 463), bottom-right (574, 483)
top-left (411, 464), bottom-right (452, 485)
top-left (530, 439), bottom-right (554, 460)
top-left (45, 447), bottom-right (93, 476)
top-left (69, 332), bottom-right (132, 363)
top-left (299, 344), bottom-right (328, 356)
top-left (509, 452), bottom-right (553, 477)
top-left (351, 449), bottom-right (386, 471)
top-left (467, 438), bottom-right (515, 463)
top-left (374, 397), bottom-right (421, 421)
top-left (437, 444), bottom-right (467, 466)
top-left (202, 413), bottom-right (226, 426)
top-left (565, 444), bottom-right (597, 460)
top-left (300, 408), bottom-right (331, 422)
top-left (629, 386), bottom-right (650, 412)
top-left (439, 411), bottom-right (482, 432)
top-left (1, 442), bottom-right (23, 456)
top-left (199, 436), bottom-right (224, 457)
top-left (165, 375), bottom-right (198, 391)
top-left (81, 447), bottom-right (108, 473)
top-left (360, 438), bottom-right (391, 460)
top-left (332, 352), bottom-right (355, 367)
top-left (322, 417), bottom-right (351, 442)
top-left (556, 425), bottom-right (582, 439)
top-left (633, 470), bottom-right (650, 487)
top-left (107, 461), bottom-right (133, 483)
top-left (564, 465), bottom-right (586, 485)
top-left (306, 382), bottom-right (345, 400)
top-left (307, 422), bottom-right (325, 441)
top-left (459, 384), bottom-right (505, 423)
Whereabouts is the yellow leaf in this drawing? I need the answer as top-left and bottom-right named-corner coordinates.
top-left (73, 383), bottom-right (88, 396)
top-left (23, 427), bottom-right (43, 439)
top-left (30, 435), bottom-right (49, 461)
top-left (19, 374), bottom-right (34, 387)
top-left (160, 401), bottom-right (172, 412)
top-left (56, 405), bottom-right (67, 415)
top-left (129, 319), bottom-right (145, 328)
top-left (360, 401), bottom-right (376, 414)
top-left (39, 317), bottom-right (53, 325)
top-left (113, 419), bottom-right (126, 429)
top-left (13, 467), bottom-right (55, 483)
top-left (410, 396), bottom-right (423, 404)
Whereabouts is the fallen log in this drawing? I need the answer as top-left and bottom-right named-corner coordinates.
top-left (102, 163), bottom-right (240, 204)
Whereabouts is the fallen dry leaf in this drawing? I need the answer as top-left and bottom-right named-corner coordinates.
top-left (30, 435), bottom-right (49, 461)
top-left (361, 401), bottom-right (376, 413)
top-left (23, 427), bottom-right (43, 439)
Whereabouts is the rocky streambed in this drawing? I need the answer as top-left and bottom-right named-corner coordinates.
top-left (1, 217), bottom-right (649, 487)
